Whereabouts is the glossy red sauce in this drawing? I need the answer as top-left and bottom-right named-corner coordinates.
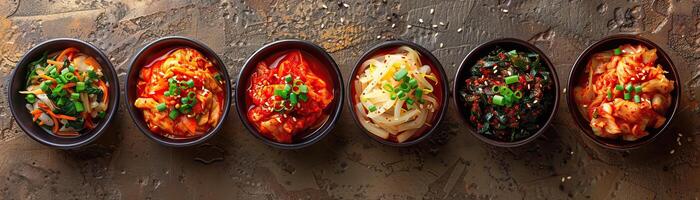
top-left (136, 47), bottom-right (225, 139)
top-left (245, 50), bottom-right (334, 143)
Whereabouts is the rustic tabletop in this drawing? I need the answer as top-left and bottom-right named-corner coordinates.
top-left (1, 0), bottom-right (699, 199)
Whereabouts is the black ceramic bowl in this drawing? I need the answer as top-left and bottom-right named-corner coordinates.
top-left (347, 40), bottom-right (449, 147)
top-left (8, 38), bottom-right (119, 149)
top-left (567, 34), bottom-right (681, 150)
top-left (453, 38), bottom-right (560, 147)
top-left (125, 36), bottom-right (231, 147)
top-left (235, 39), bottom-right (343, 149)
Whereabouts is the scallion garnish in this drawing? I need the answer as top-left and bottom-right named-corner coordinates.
top-left (492, 95), bottom-right (505, 106)
top-left (156, 103), bottom-right (167, 111)
top-left (504, 75), bottom-right (519, 84)
top-left (393, 68), bottom-right (408, 81)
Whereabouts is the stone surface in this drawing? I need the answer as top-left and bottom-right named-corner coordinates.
top-left (1, 0), bottom-right (699, 199)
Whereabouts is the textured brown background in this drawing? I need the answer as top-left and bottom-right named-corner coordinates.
top-left (0, 0), bottom-right (699, 199)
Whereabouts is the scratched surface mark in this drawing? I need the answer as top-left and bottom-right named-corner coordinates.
top-left (0, 0), bottom-right (699, 199)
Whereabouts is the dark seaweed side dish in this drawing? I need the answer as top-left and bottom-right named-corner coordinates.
top-left (460, 49), bottom-right (554, 142)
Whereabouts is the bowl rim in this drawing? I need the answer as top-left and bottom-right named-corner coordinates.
top-left (234, 39), bottom-right (344, 149)
top-left (452, 37), bottom-right (560, 147)
top-left (124, 36), bottom-right (232, 147)
top-left (8, 38), bottom-right (120, 149)
top-left (345, 39), bottom-right (450, 147)
top-left (566, 34), bottom-right (681, 150)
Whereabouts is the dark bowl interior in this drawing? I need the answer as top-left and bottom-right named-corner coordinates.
top-left (8, 38), bottom-right (120, 149)
top-left (346, 40), bottom-right (450, 147)
top-left (453, 38), bottom-right (560, 147)
top-left (235, 39), bottom-right (344, 149)
top-left (125, 36), bottom-right (232, 147)
top-left (566, 34), bottom-right (681, 150)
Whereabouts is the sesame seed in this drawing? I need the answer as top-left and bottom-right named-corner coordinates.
top-left (321, 4), bottom-right (327, 9)
top-left (563, 88), bottom-right (567, 93)
top-left (430, 8), bottom-right (434, 14)
top-left (432, 24), bottom-right (438, 28)
top-left (670, 149), bottom-right (675, 154)
top-left (439, 22), bottom-right (445, 26)
top-left (502, 9), bottom-right (509, 13)
top-left (457, 28), bottom-right (463, 33)
top-left (407, 25), bottom-right (412, 29)
top-left (391, 23), bottom-right (396, 28)
top-left (342, 3), bottom-right (349, 8)
top-left (418, 18), bottom-right (424, 23)
top-left (439, 43), bottom-right (443, 48)
top-left (377, 35), bottom-right (381, 39)
top-left (340, 18), bottom-right (344, 23)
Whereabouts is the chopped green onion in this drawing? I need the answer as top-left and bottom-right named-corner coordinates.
top-left (503, 95), bottom-right (513, 106)
top-left (399, 82), bottom-right (409, 92)
top-left (164, 91), bottom-right (171, 96)
top-left (623, 92), bottom-right (630, 100)
top-left (491, 85), bottom-right (500, 92)
top-left (504, 75), bottom-right (519, 85)
top-left (492, 95), bottom-right (505, 106)
top-left (98, 111), bottom-right (106, 118)
top-left (415, 88), bottom-right (423, 99)
top-left (290, 93), bottom-right (298, 105)
top-left (393, 68), bottom-right (408, 81)
top-left (169, 109), bottom-right (179, 119)
top-left (299, 85), bottom-right (308, 94)
top-left (40, 81), bottom-right (51, 92)
top-left (614, 48), bottom-right (622, 55)
top-left (635, 85), bottom-right (642, 93)
top-left (181, 97), bottom-right (189, 104)
top-left (179, 104), bottom-right (192, 114)
top-left (187, 91), bottom-right (195, 99)
top-left (63, 73), bottom-right (76, 82)
top-left (299, 93), bottom-right (308, 102)
top-left (397, 90), bottom-right (405, 99)
top-left (70, 93), bottom-right (80, 100)
top-left (513, 91), bottom-right (523, 99)
top-left (390, 93), bottom-right (397, 100)
top-left (26, 94), bottom-right (36, 103)
top-left (615, 84), bottom-right (623, 91)
top-left (52, 84), bottom-right (64, 96)
top-left (368, 105), bottom-right (377, 112)
top-left (284, 75), bottom-right (293, 83)
top-left (383, 83), bottom-right (394, 92)
top-left (607, 89), bottom-right (612, 99)
top-left (634, 94), bottom-right (641, 103)
top-left (501, 88), bottom-right (513, 97)
top-left (68, 65), bottom-right (75, 72)
top-left (60, 68), bottom-right (70, 75)
top-left (406, 98), bottom-right (414, 105)
top-left (74, 102), bottom-right (84, 112)
top-left (156, 103), bottom-right (167, 111)
top-left (408, 78), bottom-right (418, 88)
top-left (274, 89), bottom-right (288, 99)
top-left (284, 84), bottom-right (292, 92)
top-left (186, 79), bottom-right (194, 88)
top-left (76, 82), bottom-right (86, 92)
top-left (57, 98), bottom-right (66, 106)
top-left (625, 83), bottom-right (633, 92)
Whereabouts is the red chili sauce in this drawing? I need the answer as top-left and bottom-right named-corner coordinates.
top-left (246, 50), bottom-right (334, 143)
